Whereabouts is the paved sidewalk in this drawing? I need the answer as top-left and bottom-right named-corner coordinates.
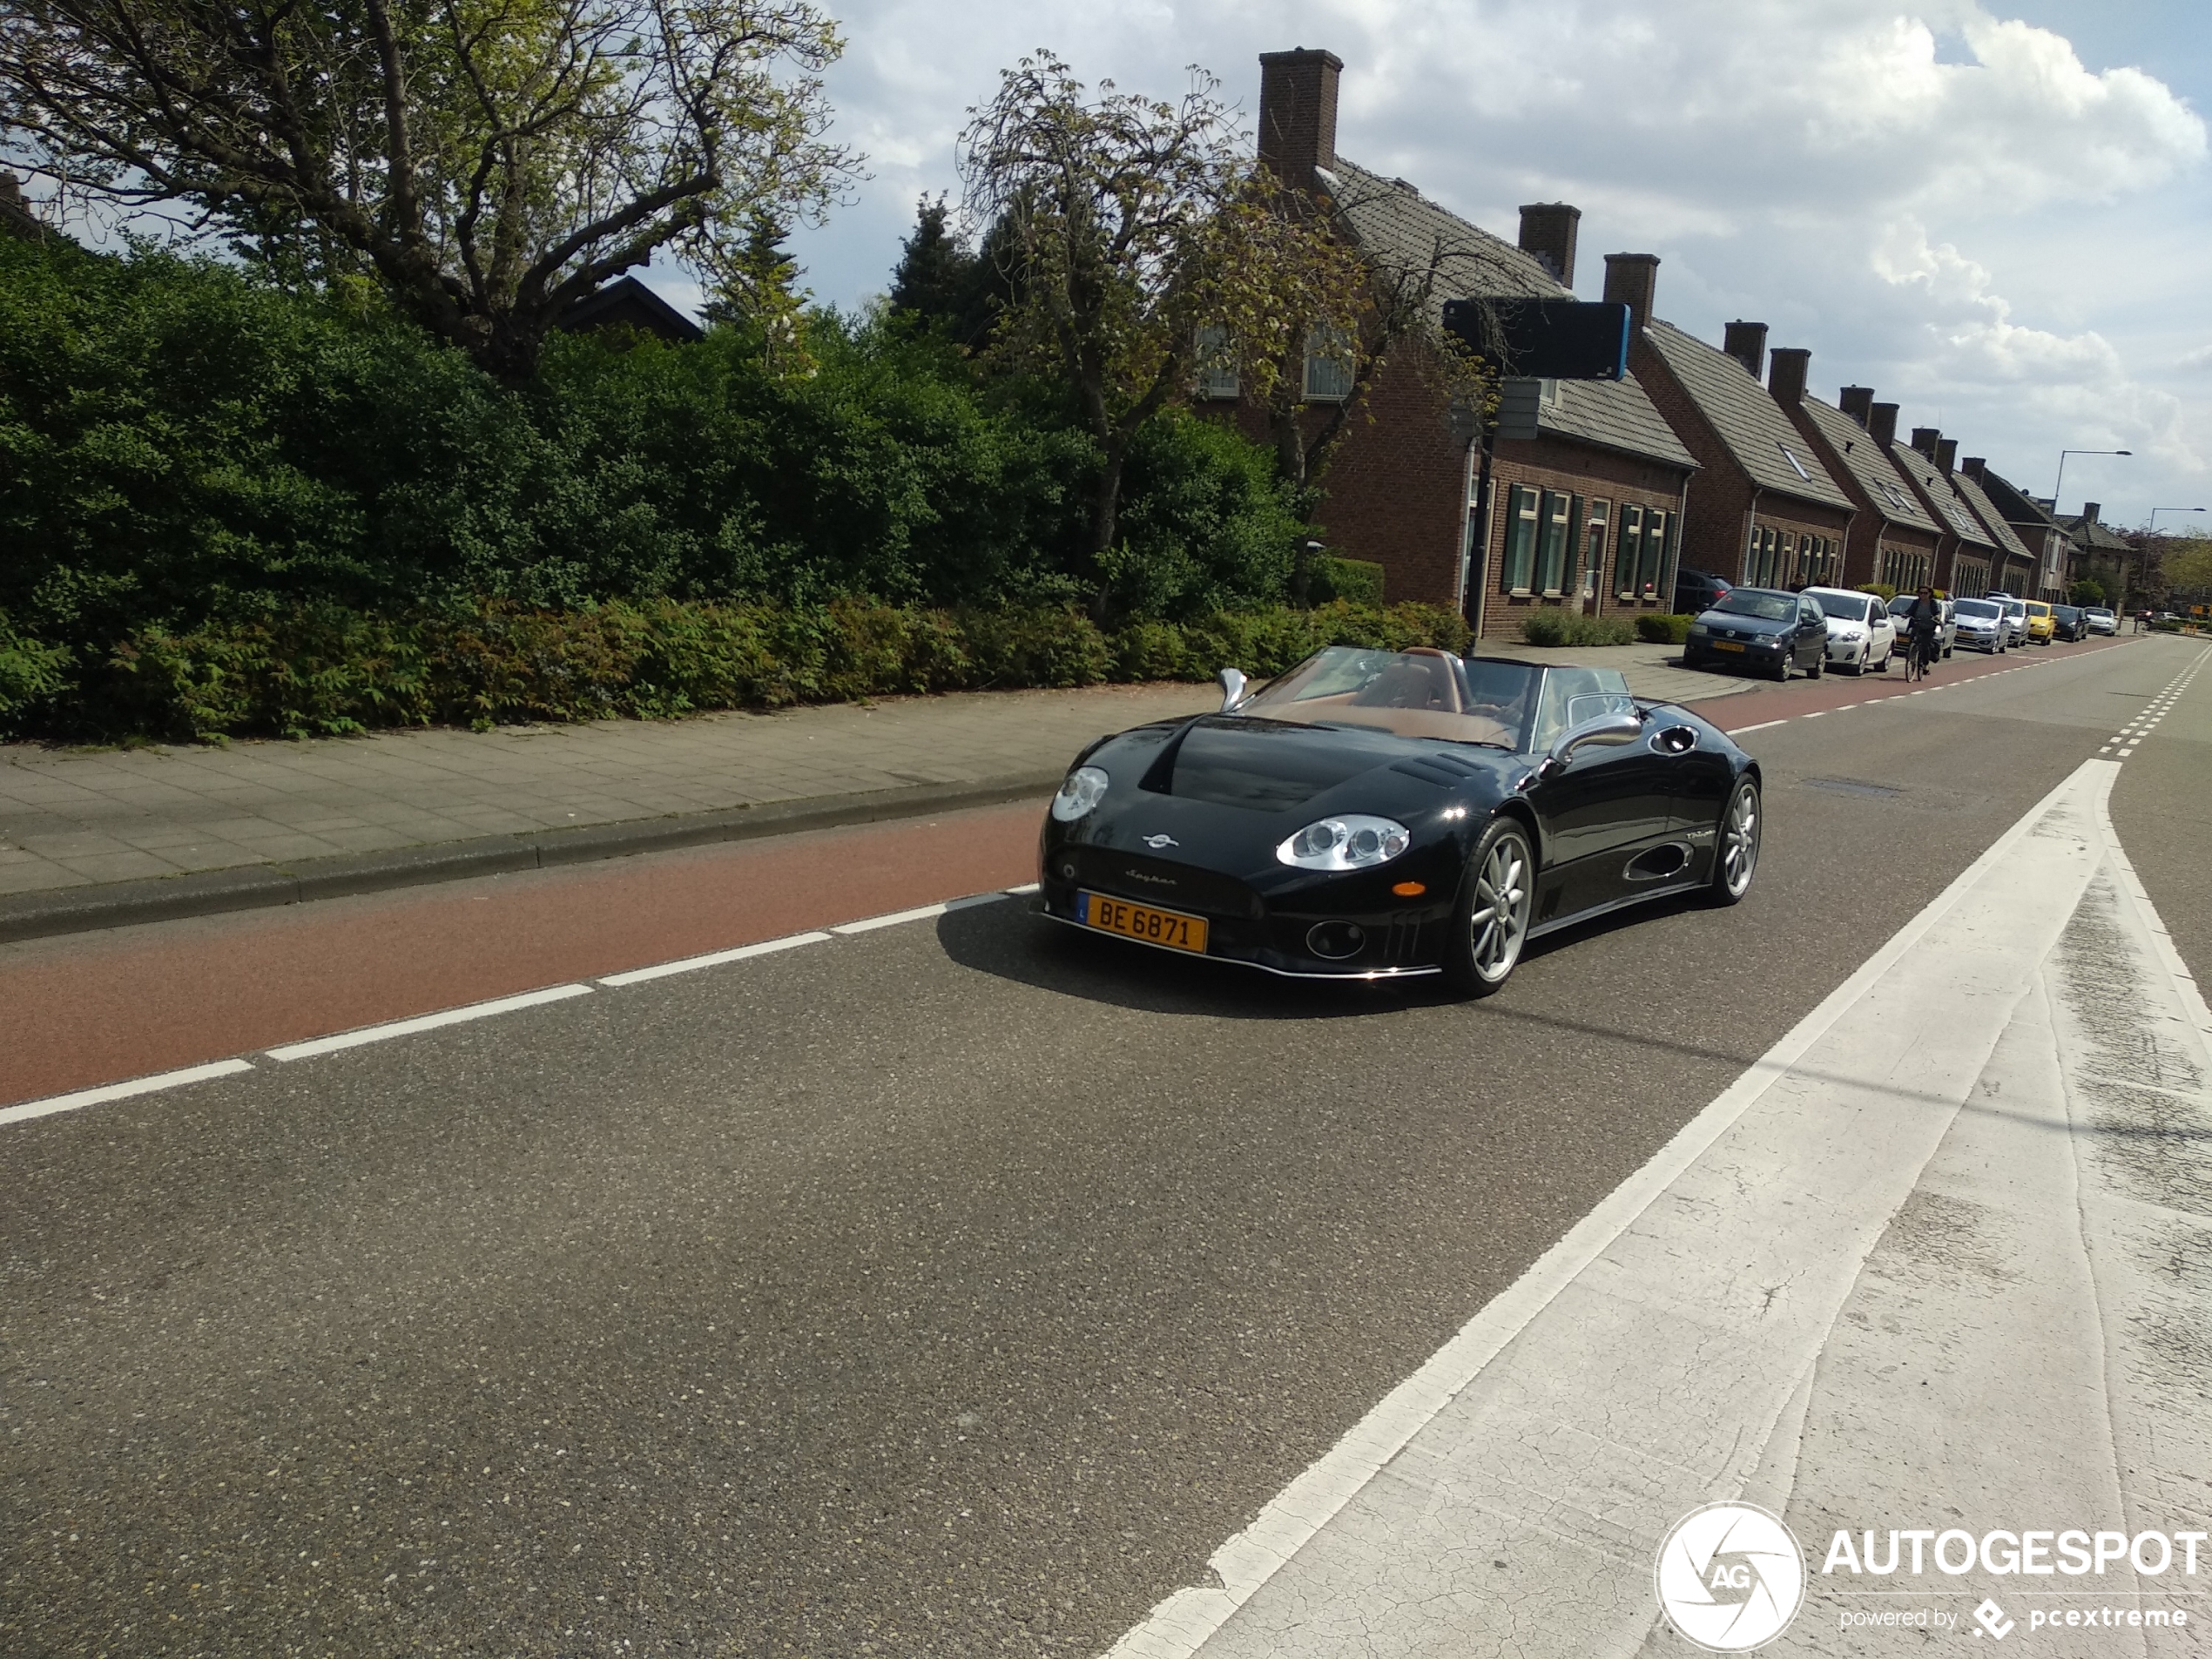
top-left (0, 642), bottom-right (1735, 938)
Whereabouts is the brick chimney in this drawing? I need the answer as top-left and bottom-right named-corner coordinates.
top-left (1840, 386), bottom-right (1875, 427)
top-left (1962, 456), bottom-right (1988, 483)
top-left (1869, 403), bottom-right (1900, 444)
top-left (1936, 439), bottom-right (1957, 475)
top-left (1602, 253), bottom-right (1659, 331)
top-left (1516, 203), bottom-right (1580, 287)
top-left (1258, 49), bottom-right (1342, 193)
top-left (2082, 502), bottom-right (2101, 526)
top-left (0, 172), bottom-right (21, 207)
top-left (1768, 347), bottom-right (1810, 405)
top-left (1911, 426), bottom-right (1941, 460)
top-left (1723, 321), bottom-right (1767, 380)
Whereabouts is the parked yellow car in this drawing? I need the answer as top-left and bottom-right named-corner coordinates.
top-left (2023, 600), bottom-right (2056, 644)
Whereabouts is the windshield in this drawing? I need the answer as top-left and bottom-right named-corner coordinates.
top-left (1240, 646), bottom-right (1528, 749)
top-left (1955, 600), bottom-right (2000, 619)
top-left (1806, 590), bottom-right (1869, 623)
top-left (2027, 602), bottom-right (2051, 617)
top-left (2053, 606), bottom-right (2081, 623)
top-left (1712, 590), bottom-right (1799, 622)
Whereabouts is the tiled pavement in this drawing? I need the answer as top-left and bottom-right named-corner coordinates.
top-left (0, 643), bottom-right (1740, 905)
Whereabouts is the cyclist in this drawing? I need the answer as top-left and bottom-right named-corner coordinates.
top-left (1901, 585), bottom-right (1943, 679)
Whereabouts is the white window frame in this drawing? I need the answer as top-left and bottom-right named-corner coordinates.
top-left (1193, 325), bottom-right (1238, 401)
top-left (1302, 325), bottom-right (1355, 403)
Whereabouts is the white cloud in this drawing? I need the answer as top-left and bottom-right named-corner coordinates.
top-left (772, 0), bottom-right (2211, 519)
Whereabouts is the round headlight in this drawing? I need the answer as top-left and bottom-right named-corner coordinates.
top-left (1277, 814), bottom-right (1412, 871)
top-left (1049, 765), bottom-right (1109, 822)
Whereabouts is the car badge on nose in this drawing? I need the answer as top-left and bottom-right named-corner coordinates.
top-left (1142, 833), bottom-right (1178, 849)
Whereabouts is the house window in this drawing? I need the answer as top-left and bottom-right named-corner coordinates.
top-left (1194, 325), bottom-right (1238, 400)
top-left (1584, 501), bottom-right (1609, 601)
top-left (1640, 509), bottom-right (1669, 597)
top-left (1503, 485), bottom-right (1539, 591)
top-left (1302, 325), bottom-right (1354, 402)
top-left (1615, 504), bottom-right (1644, 597)
top-left (1537, 490), bottom-right (1574, 595)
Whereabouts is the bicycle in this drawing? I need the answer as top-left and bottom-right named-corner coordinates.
top-left (1905, 630), bottom-right (1938, 682)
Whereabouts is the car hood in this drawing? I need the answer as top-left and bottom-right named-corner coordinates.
top-left (1096, 715), bottom-right (1517, 817)
top-left (1698, 610), bottom-right (1792, 637)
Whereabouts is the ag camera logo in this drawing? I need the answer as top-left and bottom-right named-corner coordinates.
top-left (1655, 1501), bottom-right (1807, 1651)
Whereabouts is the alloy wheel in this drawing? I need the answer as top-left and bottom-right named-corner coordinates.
top-left (1720, 783), bottom-right (1760, 899)
top-left (1468, 833), bottom-right (1532, 982)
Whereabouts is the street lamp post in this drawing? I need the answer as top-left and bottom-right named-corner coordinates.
top-left (2139, 507), bottom-right (2209, 617)
top-left (2051, 448), bottom-right (2131, 517)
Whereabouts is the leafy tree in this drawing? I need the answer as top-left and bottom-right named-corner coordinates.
top-left (2160, 536), bottom-right (2212, 597)
top-left (957, 51), bottom-right (1361, 590)
top-left (0, 0), bottom-right (858, 380)
top-left (2068, 575), bottom-right (2108, 609)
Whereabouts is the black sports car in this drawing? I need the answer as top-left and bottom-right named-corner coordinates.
top-left (1682, 587), bottom-right (1830, 679)
top-left (1038, 646), bottom-right (1761, 995)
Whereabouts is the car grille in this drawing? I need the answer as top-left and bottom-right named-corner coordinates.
top-left (1055, 846), bottom-right (1264, 920)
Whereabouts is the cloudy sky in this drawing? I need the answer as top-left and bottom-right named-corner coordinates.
top-left (691, 0), bottom-right (2209, 529)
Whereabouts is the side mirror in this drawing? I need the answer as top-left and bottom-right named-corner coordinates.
top-left (1217, 667), bottom-right (1248, 712)
top-left (1540, 711), bottom-right (1644, 779)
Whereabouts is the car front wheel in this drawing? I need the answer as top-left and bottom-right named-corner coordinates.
top-left (1443, 817), bottom-right (1535, 996)
top-left (1710, 777), bottom-right (1761, 907)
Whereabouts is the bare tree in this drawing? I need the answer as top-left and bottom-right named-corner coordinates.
top-left (959, 51), bottom-right (1365, 573)
top-left (0, 0), bottom-right (859, 379)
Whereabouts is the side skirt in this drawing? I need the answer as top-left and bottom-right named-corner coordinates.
top-left (1525, 878), bottom-right (1705, 943)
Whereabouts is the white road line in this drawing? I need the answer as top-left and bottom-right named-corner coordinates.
top-left (266, 984), bottom-right (594, 1061)
top-left (1004, 882), bottom-right (1042, 895)
top-left (1726, 719), bottom-right (1786, 734)
top-left (1104, 759), bottom-right (2107, 1659)
top-left (597, 930), bottom-right (831, 987)
top-left (1, 1059), bottom-right (257, 1129)
top-left (829, 893), bottom-right (1005, 934)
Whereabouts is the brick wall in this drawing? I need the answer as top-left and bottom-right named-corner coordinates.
top-left (1477, 439), bottom-right (1689, 639)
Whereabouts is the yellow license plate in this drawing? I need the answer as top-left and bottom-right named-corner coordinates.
top-left (1714, 641), bottom-right (1746, 652)
top-left (1078, 891), bottom-right (1209, 954)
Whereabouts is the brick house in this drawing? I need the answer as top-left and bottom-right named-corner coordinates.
top-left (1608, 288), bottom-right (1857, 593)
top-left (1883, 429), bottom-right (2008, 597)
top-left (1764, 354), bottom-right (1941, 592)
top-left (2055, 502), bottom-right (2134, 598)
top-left (1924, 442), bottom-right (2037, 597)
top-left (1960, 462), bottom-right (2073, 597)
top-left (1222, 49), bottom-right (1697, 637)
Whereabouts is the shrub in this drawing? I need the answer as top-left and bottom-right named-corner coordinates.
top-left (1861, 583), bottom-right (1898, 602)
top-left (1635, 613), bottom-right (1694, 644)
top-left (1521, 610), bottom-right (1635, 647)
top-left (1307, 556), bottom-right (1386, 606)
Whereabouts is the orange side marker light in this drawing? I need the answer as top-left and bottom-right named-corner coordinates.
top-left (1392, 881), bottom-right (1427, 897)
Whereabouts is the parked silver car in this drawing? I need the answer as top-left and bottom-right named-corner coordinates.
top-left (1885, 591), bottom-right (1957, 658)
top-left (1804, 586), bottom-right (1896, 674)
top-left (1984, 591), bottom-right (2029, 646)
top-left (2085, 607), bottom-right (2119, 636)
top-left (1951, 596), bottom-right (2009, 653)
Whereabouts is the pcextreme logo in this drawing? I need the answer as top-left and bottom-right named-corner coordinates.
top-left (1655, 1502), bottom-right (1807, 1651)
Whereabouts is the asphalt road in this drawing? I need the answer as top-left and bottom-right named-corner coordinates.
top-left (2, 634), bottom-right (2202, 1658)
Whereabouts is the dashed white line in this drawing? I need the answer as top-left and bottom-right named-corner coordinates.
top-left (830, 893), bottom-right (1008, 934)
top-left (266, 983), bottom-right (596, 1061)
top-left (598, 930), bottom-right (831, 987)
top-left (0, 1059), bottom-right (258, 1129)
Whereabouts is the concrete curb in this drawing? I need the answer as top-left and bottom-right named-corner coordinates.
top-left (0, 772), bottom-right (1062, 945)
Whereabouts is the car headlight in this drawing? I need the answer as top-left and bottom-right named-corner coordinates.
top-left (1277, 814), bottom-right (1412, 871)
top-left (1686, 624), bottom-right (1710, 637)
top-left (1837, 627), bottom-right (1864, 641)
top-left (1050, 765), bottom-right (1109, 822)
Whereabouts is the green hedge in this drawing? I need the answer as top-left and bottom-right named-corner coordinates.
top-left (1635, 613), bottom-right (1693, 644)
top-left (0, 237), bottom-right (1311, 678)
top-left (1520, 610), bottom-right (1635, 647)
top-left (1308, 556), bottom-right (1386, 606)
top-left (14, 597), bottom-right (1471, 743)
